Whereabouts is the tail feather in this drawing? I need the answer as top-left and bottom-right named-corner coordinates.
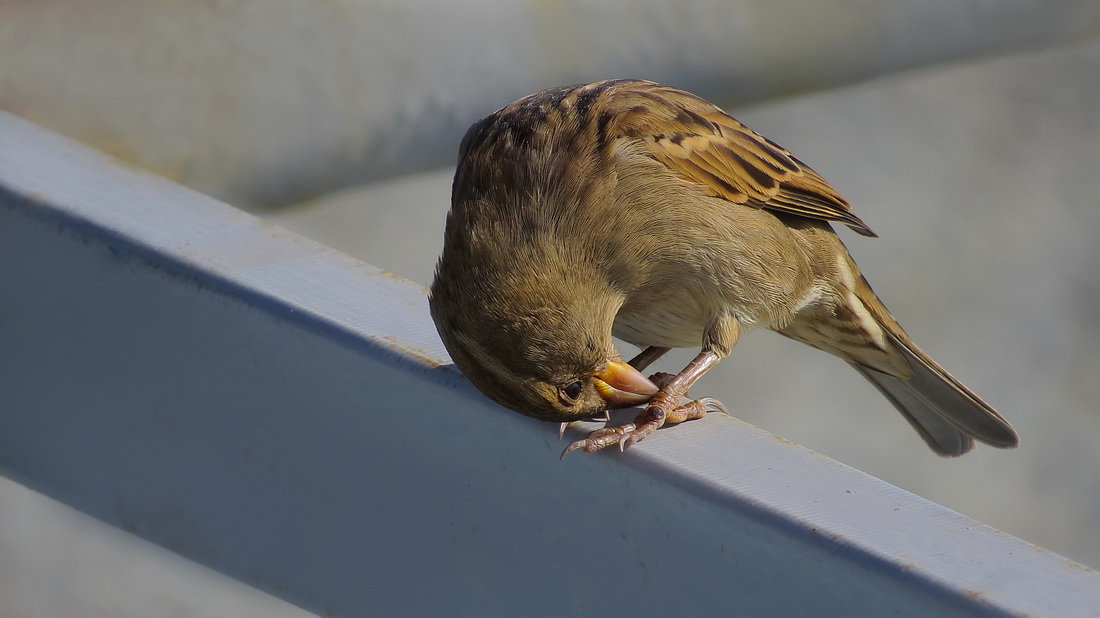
top-left (852, 275), bottom-right (1019, 455)
top-left (851, 363), bottom-right (974, 456)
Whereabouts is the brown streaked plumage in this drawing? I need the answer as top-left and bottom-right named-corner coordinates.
top-left (429, 79), bottom-right (1018, 457)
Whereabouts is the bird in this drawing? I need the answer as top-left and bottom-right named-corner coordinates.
top-left (429, 79), bottom-right (1019, 458)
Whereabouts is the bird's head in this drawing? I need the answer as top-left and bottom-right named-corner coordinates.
top-left (429, 274), bottom-right (658, 422)
top-left (430, 84), bottom-right (662, 422)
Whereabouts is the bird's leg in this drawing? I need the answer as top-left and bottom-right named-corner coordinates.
top-left (627, 346), bottom-right (670, 372)
top-left (562, 349), bottom-right (728, 456)
top-left (619, 349), bottom-right (728, 448)
top-left (629, 345), bottom-right (675, 393)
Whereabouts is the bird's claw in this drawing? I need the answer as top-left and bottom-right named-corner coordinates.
top-left (561, 423), bottom-right (638, 459)
top-left (557, 411), bottom-right (613, 440)
top-left (559, 396), bottom-right (729, 458)
top-left (694, 397), bottom-right (730, 416)
top-left (562, 410), bottom-right (665, 458)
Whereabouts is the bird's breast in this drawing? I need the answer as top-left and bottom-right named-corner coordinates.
top-left (612, 300), bottom-right (708, 349)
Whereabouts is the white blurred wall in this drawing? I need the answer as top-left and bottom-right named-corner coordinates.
top-left (2, 0), bottom-right (1098, 208)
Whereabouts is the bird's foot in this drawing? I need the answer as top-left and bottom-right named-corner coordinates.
top-left (560, 396), bottom-right (727, 458)
top-left (648, 372), bottom-right (676, 390)
top-left (558, 410), bottom-right (611, 439)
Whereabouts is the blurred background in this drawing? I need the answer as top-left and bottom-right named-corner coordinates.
top-left (2, 1), bottom-right (1099, 615)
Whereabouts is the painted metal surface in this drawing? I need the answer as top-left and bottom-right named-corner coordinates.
top-left (2, 111), bottom-right (1098, 616)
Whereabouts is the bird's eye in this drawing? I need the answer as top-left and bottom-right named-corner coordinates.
top-left (561, 380), bottom-right (584, 401)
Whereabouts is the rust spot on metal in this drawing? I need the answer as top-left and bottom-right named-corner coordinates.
top-left (771, 433), bottom-right (797, 446)
top-left (963, 589), bottom-right (987, 601)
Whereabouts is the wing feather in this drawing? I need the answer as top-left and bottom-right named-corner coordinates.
top-left (611, 82), bottom-right (877, 237)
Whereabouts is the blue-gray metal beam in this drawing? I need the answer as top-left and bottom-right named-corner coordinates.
top-left (2, 111), bottom-right (1097, 617)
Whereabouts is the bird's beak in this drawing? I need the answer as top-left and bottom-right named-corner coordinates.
top-left (592, 360), bottom-right (659, 408)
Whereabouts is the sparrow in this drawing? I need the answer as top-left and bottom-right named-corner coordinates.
top-left (429, 79), bottom-right (1019, 458)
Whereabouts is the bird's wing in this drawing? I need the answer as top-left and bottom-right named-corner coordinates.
top-left (614, 83), bottom-right (876, 237)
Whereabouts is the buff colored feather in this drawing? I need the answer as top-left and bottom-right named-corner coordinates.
top-left (430, 79), bottom-right (1018, 457)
